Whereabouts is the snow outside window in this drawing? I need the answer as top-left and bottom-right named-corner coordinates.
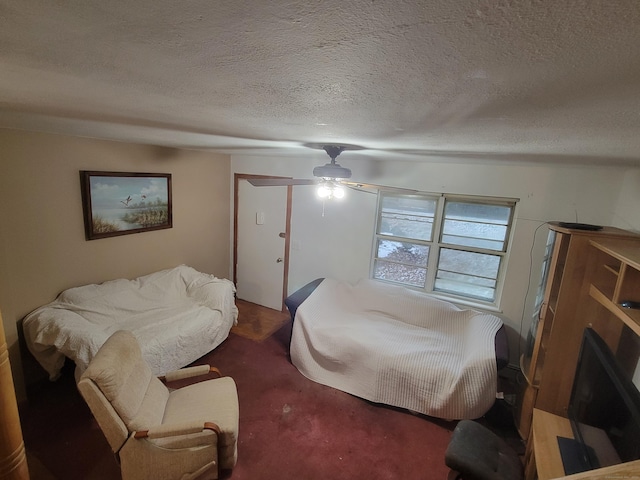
top-left (372, 193), bottom-right (516, 307)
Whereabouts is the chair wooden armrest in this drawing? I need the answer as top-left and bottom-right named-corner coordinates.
top-left (134, 421), bottom-right (221, 439)
top-left (158, 365), bottom-right (222, 382)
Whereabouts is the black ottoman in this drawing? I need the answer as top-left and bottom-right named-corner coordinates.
top-left (444, 420), bottom-right (523, 480)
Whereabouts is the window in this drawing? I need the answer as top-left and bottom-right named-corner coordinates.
top-left (372, 193), bottom-right (517, 307)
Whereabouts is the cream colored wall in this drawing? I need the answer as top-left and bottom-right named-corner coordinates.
top-left (0, 129), bottom-right (231, 401)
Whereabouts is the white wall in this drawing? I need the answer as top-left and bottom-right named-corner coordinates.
top-left (234, 152), bottom-right (381, 290)
top-left (613, 168), bottom-right (640, 231)
top-left (233, 153), bottom-right (640, 366)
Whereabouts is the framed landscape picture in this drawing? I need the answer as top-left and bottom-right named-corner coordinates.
top-left (80, 171), bottom-right (172, 240)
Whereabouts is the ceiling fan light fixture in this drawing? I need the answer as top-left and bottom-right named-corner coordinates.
top-left (317, 184), bottom-right (330, 198)
top-left (316, 180), bottom-right (345, 199)
top-left (312, 163), bottom-right (352, 179)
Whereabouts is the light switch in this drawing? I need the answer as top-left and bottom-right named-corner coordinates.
top-left (256, 212), bottom-right (265, 225)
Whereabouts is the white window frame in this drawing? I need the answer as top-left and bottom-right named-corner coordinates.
top-left (371, 192), bottom-right (518, 310)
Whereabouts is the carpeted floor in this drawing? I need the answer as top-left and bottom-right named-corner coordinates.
top-left (19, 303), bottom-right (522, 479)
top-left (213, 323), bottom-right (457, 479)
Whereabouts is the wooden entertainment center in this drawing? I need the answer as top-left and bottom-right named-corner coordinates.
top-left (518, 223), bottom-right (640, 479)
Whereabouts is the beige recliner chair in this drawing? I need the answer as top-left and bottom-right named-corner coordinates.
top-left (77, 330), bottom-right (239, 480)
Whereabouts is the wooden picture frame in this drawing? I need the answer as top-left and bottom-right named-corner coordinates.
top-left (80, 171), bottom-right (172, 240)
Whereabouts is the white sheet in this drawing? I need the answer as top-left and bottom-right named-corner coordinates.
top-left (290, 278), bottom-right (503, 420)
top-left (23, 265), bottom-right (238, 381)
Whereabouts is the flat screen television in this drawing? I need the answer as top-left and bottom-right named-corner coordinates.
top-left (559, 327), bottom-right (640, 475)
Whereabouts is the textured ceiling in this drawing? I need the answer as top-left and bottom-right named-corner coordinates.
top-left (1, 1), bottom-right (640, 164)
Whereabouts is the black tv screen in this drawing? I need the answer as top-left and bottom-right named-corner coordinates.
top-left (564, 328), bottom-right (640, 473)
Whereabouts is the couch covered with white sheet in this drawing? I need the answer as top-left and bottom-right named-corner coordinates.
top-left (289, 278), bottom-right (504, 420)
top-left (23, 265), bottom-right (238, 381)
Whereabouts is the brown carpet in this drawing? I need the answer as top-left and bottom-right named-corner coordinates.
top-left (230, 299), bottom-right (290, 342)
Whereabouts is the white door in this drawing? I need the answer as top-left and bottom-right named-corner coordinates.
top-left (236, 178), bottom-right (288, 310)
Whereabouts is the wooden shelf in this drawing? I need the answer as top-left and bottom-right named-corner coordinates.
top-left (591, 238), bottom-right (640, 270)
top-left (530, 409), bottom-right (640, 480)
top-left (531, 409), bottom-right (573, 480)
top-left (603, 263), bottom-right (620, 276)
top-left (589, 284), bottom-right (640, 337)
top-left (522, 226), bottom-right (640, 479)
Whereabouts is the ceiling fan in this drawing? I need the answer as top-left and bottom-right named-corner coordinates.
top-left (247, 144), bottom-right (417, 198)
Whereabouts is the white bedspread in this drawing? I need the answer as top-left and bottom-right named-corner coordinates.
top-left (290, 278), bottom-right (503, 420)
top-left (23, 265), bottom-right (238, 381)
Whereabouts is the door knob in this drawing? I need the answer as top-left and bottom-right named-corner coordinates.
top-left (276, 258), bottom-right (283, 263)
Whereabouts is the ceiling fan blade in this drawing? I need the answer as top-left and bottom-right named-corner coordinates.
top-left (247, 178), bottom-right (318, 186)
top-left (245, 146), bottom-right (421, 194)
top-left (341, 181), bottom-right (419, 194)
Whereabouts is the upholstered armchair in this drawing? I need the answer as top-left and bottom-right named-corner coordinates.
top-left (77, 330), bottom-right (239, 480)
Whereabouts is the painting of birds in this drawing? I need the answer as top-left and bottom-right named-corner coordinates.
top-left (120, 195), bottom-right (132, 207)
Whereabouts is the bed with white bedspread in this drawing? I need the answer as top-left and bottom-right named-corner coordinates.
top-left (23, 265), bottom-right (238, 381)
top-left (290, 278), bottom-right (504, 420)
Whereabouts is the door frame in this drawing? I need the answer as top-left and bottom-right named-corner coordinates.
top-left (233, 173), bottom-right (293, 312)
